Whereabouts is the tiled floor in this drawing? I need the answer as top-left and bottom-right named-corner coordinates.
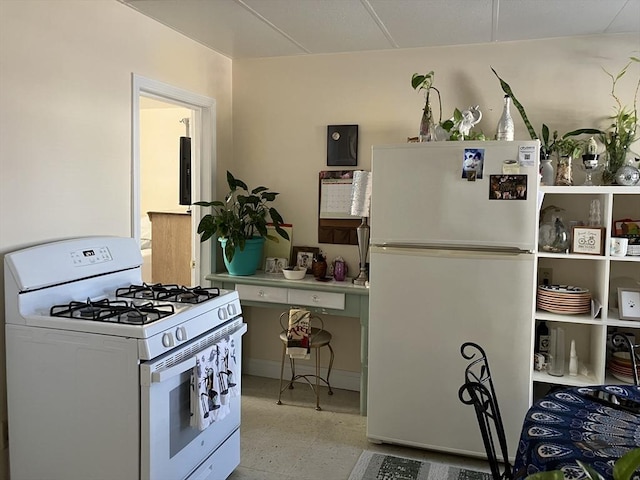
top-left (0, 375), bottom-right (490, 480)
top-left (229, 375), bottom-right (490, 480)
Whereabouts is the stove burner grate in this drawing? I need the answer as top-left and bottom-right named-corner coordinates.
top-left (50, 298), bottom-right (175, 324)
top-left (116, 284), bottom-right (220, 304)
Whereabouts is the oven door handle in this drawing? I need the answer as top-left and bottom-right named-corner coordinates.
top-left (149, 322), bottom-right (247, 384)
top-left (151, 357), bottom-right (196, 383)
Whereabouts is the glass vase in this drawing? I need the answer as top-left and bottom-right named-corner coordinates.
top-left (554, 155), bottom-right (573, 186)
top-left (419, 105), bottom-right (436, 142)
top-left (603, 148), bottom-right (628, 185)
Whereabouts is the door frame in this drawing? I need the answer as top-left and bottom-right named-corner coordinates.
top-left (131, 74), bottom-right (216, 285)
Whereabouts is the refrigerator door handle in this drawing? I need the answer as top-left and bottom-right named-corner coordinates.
top-left (373, 243), bottom-right (534, 255)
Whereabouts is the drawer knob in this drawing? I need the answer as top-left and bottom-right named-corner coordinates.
top-left (258, 289), bottom-right (265, 297)
top-left (312, 295), bottom-right (319, 302)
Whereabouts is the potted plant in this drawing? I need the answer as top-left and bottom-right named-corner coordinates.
top-left (490, 67), bottom-right (600, 160)
top-left (194, 171), bottom-right (289, 276)
top-left (411, 70), bottom-right (442, 141)
top-left (492, 60), bottom-right (639, 184)
top-left (597, 58), bottom-right (639, 184)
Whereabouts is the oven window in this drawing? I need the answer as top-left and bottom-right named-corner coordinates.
top-left (169, 371), bottom-right (199, 457)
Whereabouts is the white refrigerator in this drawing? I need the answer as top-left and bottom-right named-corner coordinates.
top-left (367, 140), bottom-right (539, 458)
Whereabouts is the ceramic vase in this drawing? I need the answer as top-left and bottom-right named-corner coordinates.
top-left (540, 155), bottom-right (554, 186)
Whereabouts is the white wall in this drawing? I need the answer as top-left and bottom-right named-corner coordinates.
top-left (0, 0), bottom-right (232, 430)
top-left (0, 0), bottom-right (638, 428)
top-left (232, 34), bottom-right (640, 372)
top-left (141, 105), bottom-right (193, 215)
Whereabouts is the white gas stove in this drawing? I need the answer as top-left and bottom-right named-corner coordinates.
top-left (4, 236), bottom-right (246, 480)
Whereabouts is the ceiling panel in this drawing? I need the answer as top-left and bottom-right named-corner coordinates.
top-left (125, 0), bottom-right (306, 58)
top-left (119, 0), bottom-right (640, 59)
top-left (244, 0), bottom-right (393, 54)
top-left (497, 0), bottom-right (631, 42)
top-left (369, 0), bottom-right (494, 48)
top-left (608, 0), bottom-right (640, 34)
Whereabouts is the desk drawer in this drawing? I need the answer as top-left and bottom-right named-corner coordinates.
top-left (288, 290), bottom-right (345, 310)
top-left (236, 284), bottom-right (288, 304)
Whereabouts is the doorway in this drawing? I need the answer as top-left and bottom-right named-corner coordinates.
top-left (132, 74), bottom-right (216, 286)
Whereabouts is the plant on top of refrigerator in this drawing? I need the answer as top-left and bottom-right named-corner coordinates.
top-left (490, 67), bottom-right (600, 159)
top-left (411, 70), bottom-right (442, 141)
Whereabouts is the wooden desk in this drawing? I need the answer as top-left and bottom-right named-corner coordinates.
top-left (206, 272), bottom-right (369, 415)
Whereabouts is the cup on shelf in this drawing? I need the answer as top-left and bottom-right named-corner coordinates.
top-left (610, 237), bottom-right (629, 257)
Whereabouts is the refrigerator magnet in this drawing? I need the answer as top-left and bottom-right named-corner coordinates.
top-left (489, 174), bottom-right (528, 200)
top-left (502, 160), bottom-right (520, 174)
top-left (518, 145), bottom-right (536, 167)
top-left (461, 148), bottom-right (484, 180)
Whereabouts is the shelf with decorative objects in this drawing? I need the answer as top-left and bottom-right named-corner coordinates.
top-left (532, 185), bottom-right (639, 397)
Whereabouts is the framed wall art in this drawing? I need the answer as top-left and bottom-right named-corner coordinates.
top-left (291, 246), bottom-right (320, 273)
top-left (571, 227), bottom-right (605, 255)
top-left (618, 288), bottom-right (640, 321)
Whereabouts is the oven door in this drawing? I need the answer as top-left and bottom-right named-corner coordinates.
top-left (140, 318), bottom-right (247, 480)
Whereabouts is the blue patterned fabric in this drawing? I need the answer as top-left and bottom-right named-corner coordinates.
top-left (513, 385), bottom-right (640, 480)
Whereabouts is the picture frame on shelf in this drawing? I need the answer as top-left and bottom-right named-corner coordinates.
top-left (618, 288), bottom-right (640, 321)
top-left (292, 246), bottom-right (320, 274)
top-left (571, 227), bottom-right (605, 255)
top-left (613, 219), bottom-right (640, 236)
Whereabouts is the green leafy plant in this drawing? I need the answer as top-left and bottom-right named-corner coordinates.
top-left (553, 137), bottom-right (583, 159)
top-left (194, 171), bottom-right (289, 262)
top-left (440, 107), bottom-right (487, 141)
top-left (525, 447), bottom-right (640, 480)
top-left (596, 57), bottom-right (640, 183)
top-left (490, 67), bottom-right (600, 158)
top-left (412, 71), bottom-right (486, 141)
top-left (411, 70), bottom-right (442, 140)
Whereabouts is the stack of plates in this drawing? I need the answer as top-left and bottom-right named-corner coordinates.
top-left (537, 285), bottom-right (591, 315)
top-left (608, 351), bottom-right (639, 384)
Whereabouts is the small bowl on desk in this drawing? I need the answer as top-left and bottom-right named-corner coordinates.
top-left (282, 267), bottom-right (307, 280)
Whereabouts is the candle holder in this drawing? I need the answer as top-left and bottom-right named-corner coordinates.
top-left (580, 154), bottom-right (601, 186)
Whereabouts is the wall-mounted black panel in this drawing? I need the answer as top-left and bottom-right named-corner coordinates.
top-left (327, 125), bottom-right (358, 166)
top-left (179, 136), bottom-right (191, 205)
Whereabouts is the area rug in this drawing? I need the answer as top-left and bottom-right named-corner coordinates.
top-left (348, 450), bottom-right (492, 480)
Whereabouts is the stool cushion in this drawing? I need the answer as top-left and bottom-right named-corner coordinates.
top-left (280, 327), bottom-right (332, 348)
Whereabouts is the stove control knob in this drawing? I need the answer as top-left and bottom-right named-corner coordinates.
top-left (162, 332), bottom-right (174, 348)
top-left (218, 308), bottom-right (228, 321)
top-left (227, 303), bottom-right (237, 316)
top-left (175, 326), bottom-right (187, 342)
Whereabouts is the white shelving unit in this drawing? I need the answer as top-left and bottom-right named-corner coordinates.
top-left (533, 185), bottom-right (640, 397)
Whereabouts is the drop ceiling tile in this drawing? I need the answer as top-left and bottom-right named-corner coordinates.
top-left (243, 0), bottom-right (393, 54)
top-left (607, 0), bottom-right (640, 34)
top-left (125, 0), bottom-right (306, 58)
top-left (121, 0), bottom-right (638, 59)
top-left (368, 0), bottom-right (494, 47)
top-left (496, 0), bottom-right (633, 41)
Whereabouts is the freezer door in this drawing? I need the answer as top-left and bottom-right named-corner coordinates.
top-left (367, 246), bottom-right (534, 457)
top-left (371, 141), bottom-right (539, 250)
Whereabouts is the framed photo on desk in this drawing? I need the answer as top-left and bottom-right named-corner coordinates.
top-left (292, 246), bottom-right (319, 273)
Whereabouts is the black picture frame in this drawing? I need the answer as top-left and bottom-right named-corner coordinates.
top-left (327, 125), bottom-right (358, 166)
top-left (291, 246), bottom-right (320, 273)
